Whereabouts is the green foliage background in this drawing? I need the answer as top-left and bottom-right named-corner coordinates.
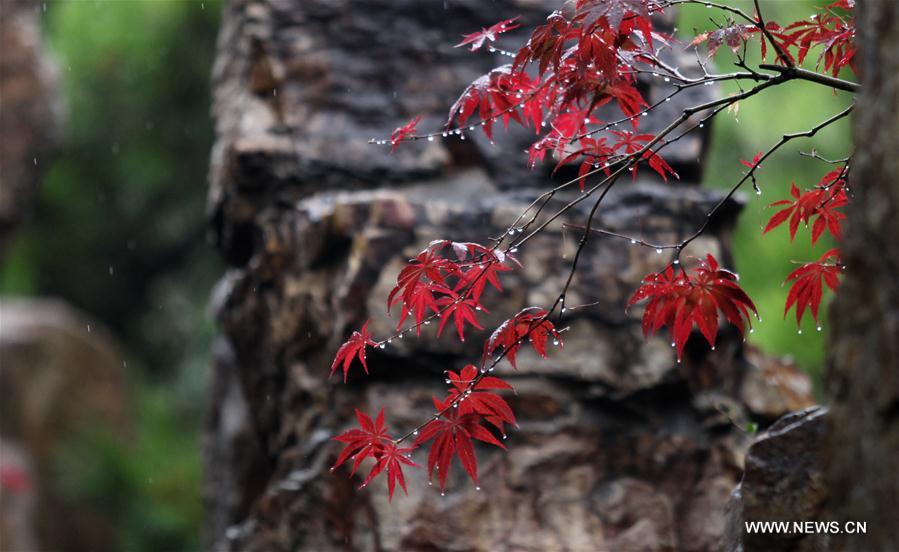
top-left (678, 1), bottom-right (853, 379)
top-left (1, 1), bottom-right (221, 550)
top-left (0, 1), bottom-right (849, 550)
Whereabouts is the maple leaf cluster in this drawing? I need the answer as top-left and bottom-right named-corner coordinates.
top-left (691, 0), bottom-right (856, 77)
top-left (330, 0), bottom-right (857, 500)
top-left (762, 166), bottom-right (848, 327)
top-left (772, 0), bottom-right (857, 76)
top-left (330, 239), bottom-right (564, 495)
top-left (422, 0), bottom-right (676, 183)
top-left (628, 254), bottom-right (758, 360)
top-left (764, 168), bottom-right (848, 244)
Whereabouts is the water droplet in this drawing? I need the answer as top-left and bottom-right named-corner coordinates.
top-left (413, 430), bottom-right (419, 435)
top-left (441, 491), bottom-right (446, 497)
top-left (798, 329), bottom-right (803, 334)
top-left (664, 77), bottom-right (670, 83)
top-left (428, 136), bottom-right (435, 142)
top-left (656, 248), bottom-right (663, 254)
top-left (552, 339), bottom-right (559, 346)
top-left (630, 239), bottom-right (637, 244)
top-left (817, 326), bottom-right (822, 332)
top-left (502, 434), bottom-right (508, 440)
top-left (475, 486), bottom-right (481, 491)
top-left (379, 343), bottom-right (386, 349)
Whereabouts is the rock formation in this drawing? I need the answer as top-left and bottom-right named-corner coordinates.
top-left (204, 1), bottom-right (815, 550)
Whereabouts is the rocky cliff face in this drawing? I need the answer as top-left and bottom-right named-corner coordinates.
top-left (204, 1), bottom-right (815, 550)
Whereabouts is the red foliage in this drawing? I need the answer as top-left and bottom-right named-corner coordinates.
top-left (390, 116), bottom-right (420, 152)
top-left (784, 248), bottom-right (842, 326)
top-left (331, 409), bottom-right (418, 501)
top-left (456, 17), bottom-right (521, 51)
top-left (446, 365), bottom-right (517, 432)
top-left (628, 254), bottom-right (758, 360)
top-left (485, 307), bottom-right (562, 368)
top-left (777, 0), bottom-right (857, 76)
top-left (764, 168), bottom-right (848, 244)
top-left (328, 0), bottom-right (857, 499)
top-left (691, 23), bottom-right (760, 57)
top-left (330, 322), bottom-right (378, 382)
top-left (414, 396), bottom-right (506, 490)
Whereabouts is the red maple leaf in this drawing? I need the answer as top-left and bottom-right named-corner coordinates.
top-left (414, 396), bottom-right (505, 490)
top-left (446, 365), bottom-right (516, 432)
top-left (780, 0), bottom-right (856, 76)
top-left (455, 17), bottom-right (521, 51)
top-left (435, 291), bottom-right (485, 342)
top-left (446, 66), bottom-right (538, 139)
top-left (575, 0), bottom-right (658, 46)
top-left (628, 254), bottom-right (757, 360)
top-left (740, 151), bottom-right (763, 169)
top-left (764, 173), bottom-right (847, 244)
top-left (394, 282), bottom-right (443, 335)
top-left (331, 408), bottom-right (418, 501)
top-left (330, 322), bottom-right (378, 382)
top-left (691, 22), bottom-right (761, 57)
top-left (484, 307), bottom-right (562, 368)
top-left (454, 258), bottom-right (511, 303)
top-left (390, 116), bottom-right (421, 152)
top-left (784, 248), bottom-right (842, 326)
top-left (388, 247), bottom-right (458, 312)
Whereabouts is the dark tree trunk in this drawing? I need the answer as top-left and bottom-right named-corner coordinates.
top-left (203, 2), bottom-right (814, 550)
top-left (826, 0), bottom-right (899, 549)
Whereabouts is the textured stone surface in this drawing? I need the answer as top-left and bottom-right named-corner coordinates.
top-left (203, 1), bottom-right (816, 550)
top-left (723, 407), bottom-right (829, 552)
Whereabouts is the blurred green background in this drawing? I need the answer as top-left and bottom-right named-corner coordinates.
top-left (678, 0), bottom-right (854, 377)
top-left (1, 1), bottom-right (221, 550)
top-left (0, 1), bottom-right (850, 550)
